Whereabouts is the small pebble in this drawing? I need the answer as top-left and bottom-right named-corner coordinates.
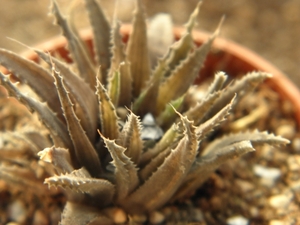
top-left (131, 214), bottom-right (147, 224)
top-left (32, 210), bottom-right (48, 225)
top-left (112, 208), bottom-right (127, 224)
top-left (276, 124), bottom-right (295, 139)
top-left (269, 220), bottom-right (289, 225)
top-left (287, 155), bottom-right (300, 171)
top-left (249, 207), bottom-right (259, 217)
top-left (289, 180), bottom-right (300, 190)
top-left (7, 200), bottom-right (27, 223)
top-left (115, 210), bottom-right (127, 224)
top-left (149, 211), bottom-right (165, 224)
top-left (49, 207), bottom-right (61, 224)
top-left (142, 113), bottom-right (156, 126)
top-left (292, 137), bottom-right (300, 153)
top-left (269, 191), bottom-right (294, 209)
top-left (210, 196), bottom-right (222, 210)
top-left (187, 85), bottom-right (207, 103)
top-left (259, 178), bottom-right (277, 187)
top-left (253, 165), bottom-right (281, 180)
top-left (260, 145), bottom-right (274, 160)
top-left (103, 207), bottom-right (127, 224)
top-left (235, 179), bottom-right (255, 192)
top-left (160, 207), bottom-right (172, 217)
top-left (190, 208), bottom-right (204, 222)
top-left (226, 215), bottom-right (249, 225)
top-left (253, 164), bottom-right (281, 187)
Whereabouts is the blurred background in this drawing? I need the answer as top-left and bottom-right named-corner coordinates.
top-left (0, 0), bottom-right (299, 87)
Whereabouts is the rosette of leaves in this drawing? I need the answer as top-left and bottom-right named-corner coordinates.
top-left (0, 0), bottom-right (289, 224)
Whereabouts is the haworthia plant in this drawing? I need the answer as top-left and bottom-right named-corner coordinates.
top-left (0, 0), bottom-right (289, 224)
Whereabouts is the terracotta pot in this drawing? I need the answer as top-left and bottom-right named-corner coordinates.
top-left (20, 25), bottom-right (300, 125)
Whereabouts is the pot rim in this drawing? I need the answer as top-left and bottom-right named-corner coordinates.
top-left (21, 25), bottom-right (300, 125)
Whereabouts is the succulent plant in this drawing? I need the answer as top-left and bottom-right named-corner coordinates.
top-left (0, 0), bottom-right (289, 224)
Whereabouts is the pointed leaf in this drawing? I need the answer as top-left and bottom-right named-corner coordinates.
top-left (0, 72), bottom-right (73, 149)
top-left (51, 0), bottom-right (96, 89)
top-left (163, 33), bottom-right (193, 78)
top-left (156, 27), bottom-right (219, 113)
top-left (185, 1), bottom-right (202, 33)
top-left (184, 90), bottom-right (222, 126)
top-left (52, 65), bottom-right (102, 177)
top-left (173, 140), bottom-right (255, 200)
top-left (164, 1), bottom-right (202, 75)
top-left (139, 123), bottom-right (181, 166)
top-left (109, 20), bottom-right (132, 107)
top-left (45, 168), bottom-right (115, 208)
top-left (84, 0), bottom-right (111, 83)
top-left (107, 65), bottom-right (121, 106)
top-left (38, 146), bottom-right (74, 173)
top-left (126, 0), bottom-right (151, 97)
top-left (139, 147), bottom-right (171, 182)
top-left (196, 95), bottom-right (235, 139)
top-left (156, 95), bottom-right (185, 129)
top-left (132, 57), bottom-right (166, 116)
top-left (202, 130), bottom-right (290, 156)
top-left (205, 71), bottom-right (227, 96)
top-left (35, 50), bottom-right (98, 141)
top-left (101, 135), bottom-right (139, 202)
top-left (45, 168), bottom-right (114, 196)
top-left (0, 48), bottom-right (63, 119)
top-left (122, 115), bottom-right (198, 213)
top-left (118, 111), bottom-right (143, 164)
top-left (202, 72), bottom-right (272, 122)
top-left (96, 78), bottom-right (120, 140)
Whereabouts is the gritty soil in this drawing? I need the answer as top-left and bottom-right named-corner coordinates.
top-left (195, 83), bottom-right (300, 225)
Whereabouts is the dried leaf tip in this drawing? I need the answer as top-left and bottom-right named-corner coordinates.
top-left (126, 0), bottom-right (151, 97)
top-left (213, 15), bottom-right (225, 38)
top-left (184, 0), bottom-right (203, 33)
top-left (170, 104), bottom-right (198, 141)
